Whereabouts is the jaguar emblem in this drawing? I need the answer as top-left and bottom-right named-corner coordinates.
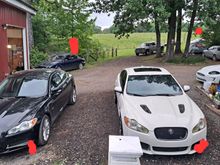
top-left (168, 128), bottom-right (174, 135)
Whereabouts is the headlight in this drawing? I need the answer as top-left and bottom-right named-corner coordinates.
top-left (124, 116), bottom-right (149, 134)
top-left (192, 118), bottom-right (206, 133)
top-left (8, 118), bottom-right (37, 135)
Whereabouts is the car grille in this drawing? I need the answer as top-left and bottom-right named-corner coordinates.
top-left (152, 146), bottom-right (188, 152)
top-left (197, 72), bottom-right (205, 76)
top-left (154, 127), bottom-right (188, 140)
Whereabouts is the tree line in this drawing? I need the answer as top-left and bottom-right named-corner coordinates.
top-left (93, 0), bottom-right (220, 61)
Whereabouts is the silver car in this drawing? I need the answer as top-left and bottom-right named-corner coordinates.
top-left (203, 46), bottom-right (220, 61)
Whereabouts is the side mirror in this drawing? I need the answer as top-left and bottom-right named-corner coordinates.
top-left (183, 85), bottom-right (190, 92)
top-left (114, 86), bottom-right (122, 93)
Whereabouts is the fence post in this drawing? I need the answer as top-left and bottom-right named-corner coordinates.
top-left (112, 47), bottom-right (114, 57)
top-left (115, 48), bottom-right (118, 57)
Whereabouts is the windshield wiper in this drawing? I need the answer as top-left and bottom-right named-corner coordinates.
top-left (128, 93), bottom-right (147, 97)
top-left (149, 94), bottom-right (176, 96)
top-left (15, 96), bottom-right (28, 98)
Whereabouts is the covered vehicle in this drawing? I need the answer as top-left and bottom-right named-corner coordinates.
top-left (37, 53), bottom-right (85, 71)
top-left (203, 46), bottom-right (220, 61)
top-left (189, 38), bottom-right (207, 55)
top-left (0, 69), bottom-right (76, 153)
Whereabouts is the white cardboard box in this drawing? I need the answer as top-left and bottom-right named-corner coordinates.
top-left (108, 135), bottom-right (143, 165)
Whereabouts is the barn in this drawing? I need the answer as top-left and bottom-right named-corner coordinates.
top-left (0, 0), bottom-right (36, 81)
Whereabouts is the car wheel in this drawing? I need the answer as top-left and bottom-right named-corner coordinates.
top-left (68, 87), bottom-right (77, 105)
top-left (136, 53), bottom-right (139, 56)
top-left (213, 55), bottom-right (217, 61)
top-left (119, 116), bottom-right (123, 135)
top-left (78, 63), bottom-right (83, 70)
top-left (145, 50), bottom-right (149, 56)
top-left (38, 115), bottom-right (51, 146)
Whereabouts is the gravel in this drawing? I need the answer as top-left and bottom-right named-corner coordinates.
top-left (0, 56), bottom-right (220, 165)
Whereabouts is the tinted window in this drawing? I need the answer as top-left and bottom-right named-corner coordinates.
top-left (127, 75), bottom-right (183, 96)
top-left (51, 73), bottom-right (62, 89)
top-left (0, 77), bottom-right (48, 97)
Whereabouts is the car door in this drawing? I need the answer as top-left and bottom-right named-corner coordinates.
top-left (70, 56), bottom-right (80, 69)
top-left (208, 47), bottom-right (214, 57)
top-left (57, 70), bottom-right (71, 105)
top-left (49, 72), bottom-right (65, 122)
top-left (216, 47), bottom-right (220, 59)
top-left (117, 70), bottom-right (127, 116)
top-left (61, 55), bottom-right (72, 70)
top-left (151, 42), bottom-right (156, 52)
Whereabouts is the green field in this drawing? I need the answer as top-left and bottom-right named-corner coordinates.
top-left (92, 32), bottom-right (199, 57)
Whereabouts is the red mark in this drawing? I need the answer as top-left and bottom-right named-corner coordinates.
top-left (194, 139), bottom-right (209, 154)
top-left (27, 140), bottom-right (37, 155)
top-left (69, 38), bottom-right (79, 55)
top-left (195, 27), bottom-right (203, 35)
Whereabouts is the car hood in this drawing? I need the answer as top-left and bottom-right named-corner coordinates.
top-left (0, 97), bottom-right (45, 133)
top-left (197, 65), bottom-right (220, 75)
top-left (124, 94), bottom-right (203, 131)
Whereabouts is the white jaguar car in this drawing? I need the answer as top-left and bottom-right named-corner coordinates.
top-left (196, 65), bottom-right (220, 83)
top-left (114, 66), bottom-right (207, 155)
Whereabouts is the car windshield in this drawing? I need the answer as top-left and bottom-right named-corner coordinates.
top-left (0, 77), bottom-right (48, 98)
top-left (126, 75), bottom-right (183, 96)
top-left (52, 55), bottom-right (65, 60)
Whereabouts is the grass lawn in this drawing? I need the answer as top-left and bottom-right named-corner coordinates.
top-left (92, 32), bottom-right (200, 57)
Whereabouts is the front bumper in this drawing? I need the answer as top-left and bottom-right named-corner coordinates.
top-left (196, 73), bottom-right (215, 83)
top-left (0, 128), bottom-right (37, 154)
top-left (123, 125), bottom-right (207, 155)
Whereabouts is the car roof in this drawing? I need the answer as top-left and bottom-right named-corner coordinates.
top-left (8, 69), bottom-right (56, 80)
top-left (124, 66), bottom-right (170, 75)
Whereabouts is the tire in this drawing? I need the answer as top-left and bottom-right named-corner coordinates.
top-left (136, 53), bottom-right (139, 56)
top-left (78, 63), bottom-right (83, 70)
top-left (213, 55), bottom-right (217, 61)
top-left (38, 115), bottom-right (51, 146)
top-left (119, 116), bottom-right (123, 135)
top-left (68, 87), bottom-right (77, 105)
top-left (145, 50), bottom-right (149, 56)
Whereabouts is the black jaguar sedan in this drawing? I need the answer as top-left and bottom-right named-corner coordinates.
top-left (0, 69), bottom-right (76, 153)
top-left (37, 53), bottom-right (85, 71)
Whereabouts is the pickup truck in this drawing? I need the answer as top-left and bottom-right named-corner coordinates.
top-left (135, 42), bottom-right (164, 56)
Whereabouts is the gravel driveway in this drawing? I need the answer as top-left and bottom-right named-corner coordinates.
top-left (0, 56), bottom-right (220, 165)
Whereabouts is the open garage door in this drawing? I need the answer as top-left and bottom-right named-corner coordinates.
top-left (7, 28), bottom-right (24, 74)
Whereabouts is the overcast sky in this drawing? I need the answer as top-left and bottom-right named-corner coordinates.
top-left (90, 12), bottom-right (115, 29)
top-left (89, 0), bottom-right (114, 29)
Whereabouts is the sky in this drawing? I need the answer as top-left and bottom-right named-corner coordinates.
top-left (90, 12), bottom-right (115, 30)
top-left (89, 0), bottom-right (114, 29)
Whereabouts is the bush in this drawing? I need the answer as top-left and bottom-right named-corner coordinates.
top-left (30, 48), bottom-right (48, 68)
top-left (168, 55), bottom-right (206, 64)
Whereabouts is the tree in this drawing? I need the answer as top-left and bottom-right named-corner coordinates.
top-left (183, 0), bottom-right (199, 56)
top-left (199, 0), bottom-right (220, 46)
top-left (175, 0), bottom-right (185, 55)
top-left (93, 25), bottom-right (102, 34)
top-left (33, 0), bottom-right (96, 56)
top-left (165, 0), bottom-right (177, 61)
top-left (93, 0), bottom-right (168, 57)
